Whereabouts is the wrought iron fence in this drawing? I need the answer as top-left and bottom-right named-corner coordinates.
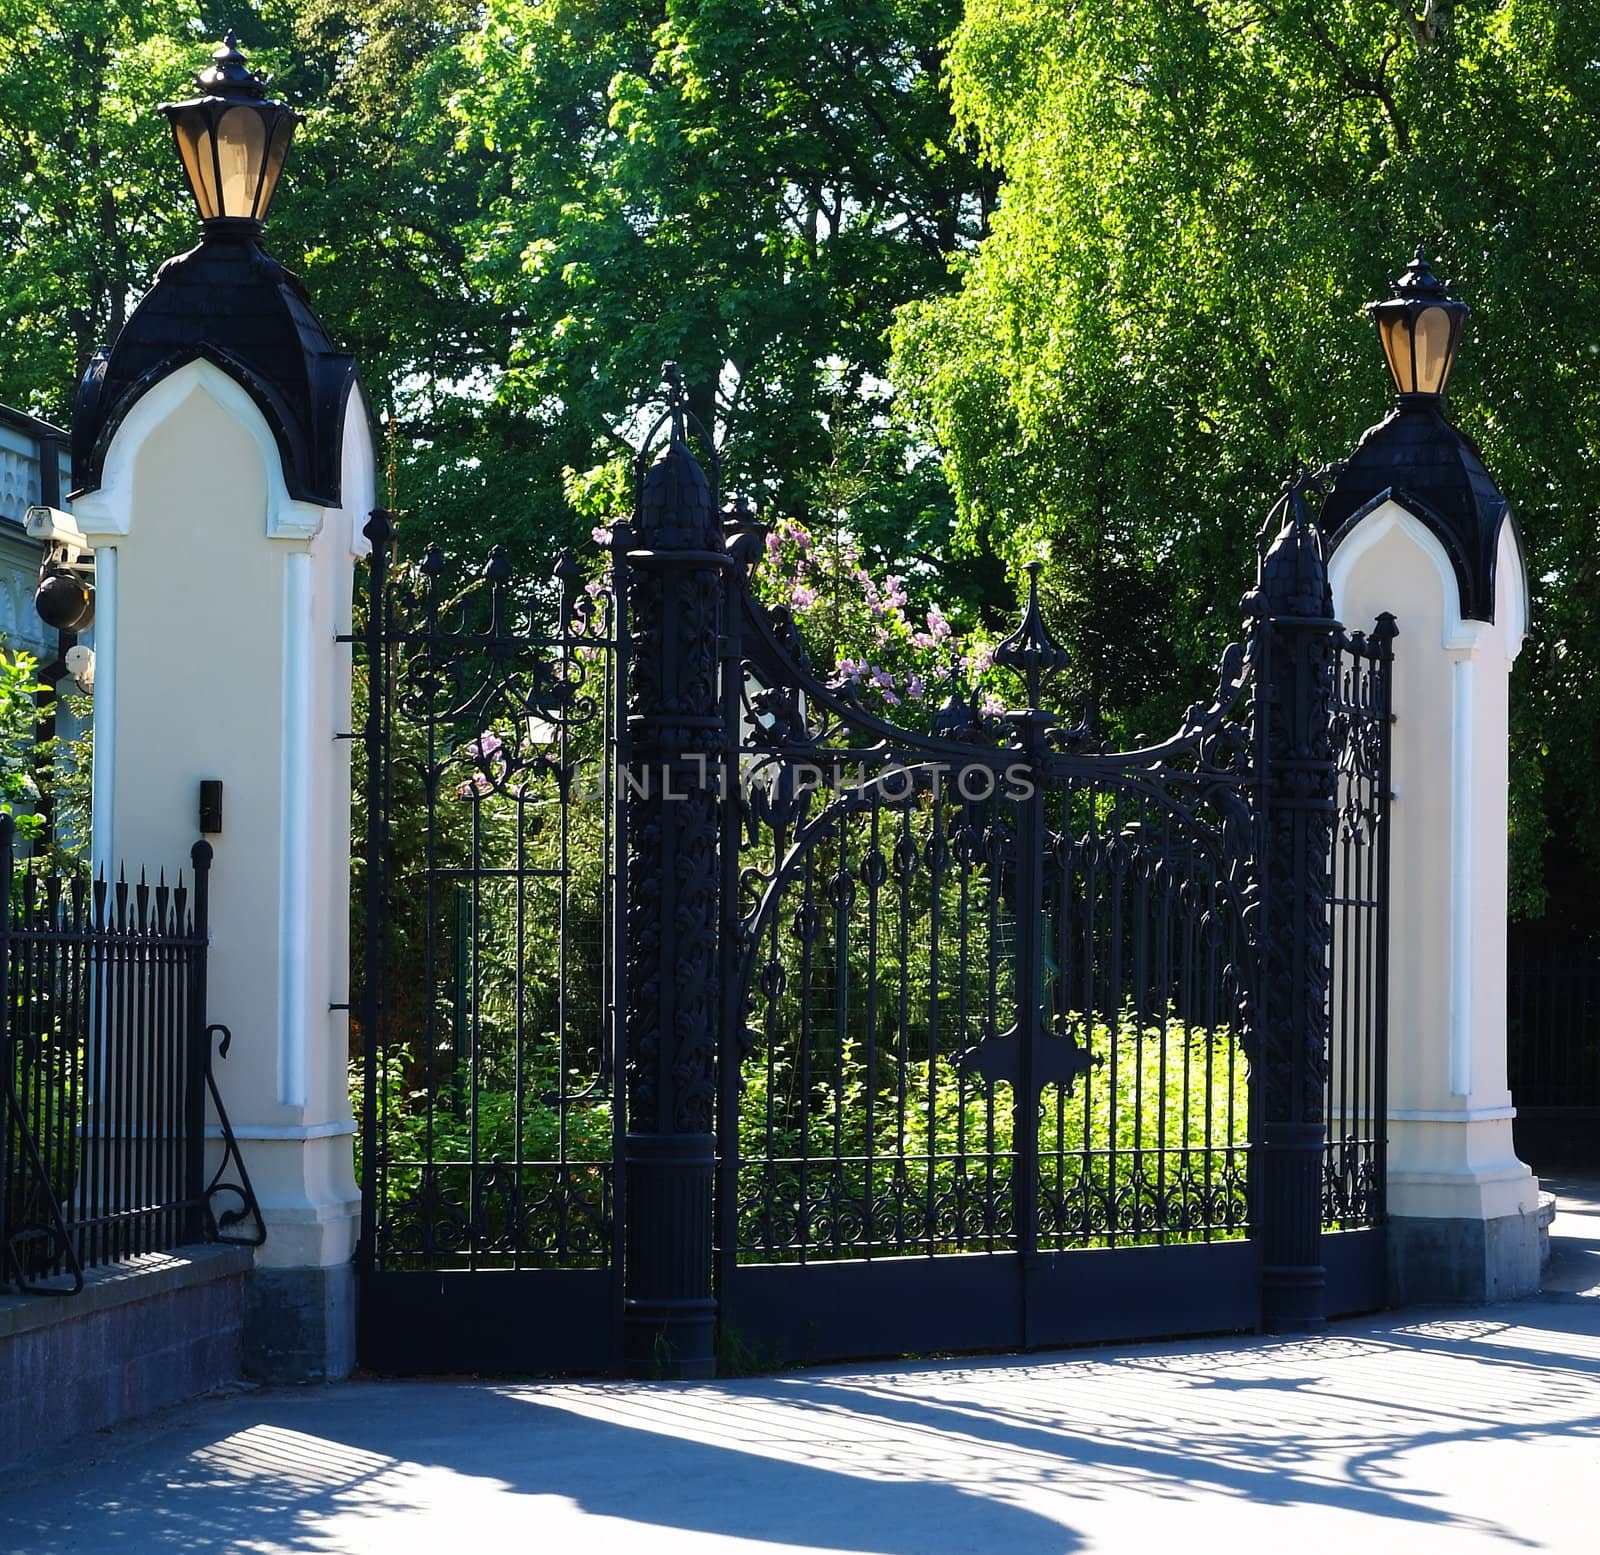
top-left (0, 816), bottom-right (262, 1294)
top-left (1508, 935), bottom-right (1600, 1111)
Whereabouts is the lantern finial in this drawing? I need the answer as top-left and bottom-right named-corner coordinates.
top-left (195, 31), bottom-right (270, 98)
top-left (1367, 243), bottom-right (1470, 405)
top-left (159, 31), bottom-right (304, 234)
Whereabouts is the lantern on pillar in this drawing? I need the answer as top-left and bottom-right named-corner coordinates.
top-left (1368, 247), bottom-right (1471, 402)
top-left (159, 31), bottom-right (303, 235)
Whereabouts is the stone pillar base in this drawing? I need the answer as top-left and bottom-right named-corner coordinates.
top-left (1387, 1210), bottom-right (1542, 1305)
top-left (244, 1262), bottom-right (356, 1383)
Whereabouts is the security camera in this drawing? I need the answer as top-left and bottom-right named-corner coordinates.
top-left (27, 507), bottom-right (96, 633)
top-left (25, 505), bottom-right (93, 575)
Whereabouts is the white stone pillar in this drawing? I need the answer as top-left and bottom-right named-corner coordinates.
top-left (1328, 495), bottom-right (1540, 1301)
top-left (72, 358), bottom-right (370, 1377)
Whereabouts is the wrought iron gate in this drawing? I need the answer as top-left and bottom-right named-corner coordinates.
top-left (351, 514), bottom-right (624, 1373)
top-left (351, 386), bottom-right (1393, 1376)
top-left (715, 562), bottom-right (1262, 1360)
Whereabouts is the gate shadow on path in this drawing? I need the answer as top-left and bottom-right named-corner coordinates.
top-left (0, 1389), bottom-right (1076, 1555)
top-left (5, 1277), bottom-right (1600, 1554)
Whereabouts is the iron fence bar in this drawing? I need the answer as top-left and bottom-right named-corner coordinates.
top-left (184, 844), bottom-right (212, 1244)
top-left (1010, 713), bottom-right (1049, 1294)
top-left (356, 511), bottom-right (392, 1276)
top-left (608, 521), bottom-right (631, 1353)
top-left (112, 878), bottom-right (130, 1262)
top-left (1371, 615), bottom-right (1397, 1217)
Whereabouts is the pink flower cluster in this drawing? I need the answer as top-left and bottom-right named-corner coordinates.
top-left (752, 515), bottom-right (998, 725)
top-left (456, 731), bottom-right (509, 800)
top-left (582, 509), bottom-right (1006, 729)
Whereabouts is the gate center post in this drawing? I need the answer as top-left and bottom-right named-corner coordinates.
top-left (1252, 481), bottom-right (1339, 1333)
top-left (620, 403), bottom-right (724, 1379)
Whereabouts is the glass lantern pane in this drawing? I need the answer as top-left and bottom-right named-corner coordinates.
top-left (1377, 316), bottom-right (1414, 394)
top-left (215, 106), bottom-right (267, 219)
top-left (172, 111), bottom-right (220, 220)
top-left (1414, 306), bottom-right (1453, 394)
top-left (251, 110), bottom-right (298, 222)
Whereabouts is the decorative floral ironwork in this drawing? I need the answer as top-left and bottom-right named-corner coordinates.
top-left (351, 513), bottom-right (621, 1290)
top-left (726, 504), bottom-right (1267, 1269)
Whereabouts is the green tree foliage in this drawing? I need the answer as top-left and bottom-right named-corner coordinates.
top-left (423, 0), bottom-right (998, 598)
top-left (0, 2), bottom-right (1005, 609)
top-left (892, 0), bottom-right (1600, 912)
top-left (0, 645), bottom-right (49, 836)
top-left (0, 2), bottom-right (199, 413)
top-left (7, 3), bottom-right (1598, 914)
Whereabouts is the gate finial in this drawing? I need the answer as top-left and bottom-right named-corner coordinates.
top-left (994, 561), bottom-right (1071, 709)
top-left (1249, 471), bottom-right (1334, 625)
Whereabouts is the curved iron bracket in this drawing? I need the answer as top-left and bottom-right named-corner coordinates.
top-left (1, 1073), bottom-right (85, 1295)
top-left (203, 1023), bottom-right (267, 1247)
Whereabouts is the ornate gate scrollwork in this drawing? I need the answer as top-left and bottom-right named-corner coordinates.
top-left (350, 370), bottom-right (1393, 1375)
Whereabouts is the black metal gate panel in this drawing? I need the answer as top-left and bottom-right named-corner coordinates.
top-left (1322, 619), bottom-right (1396, 1315)
top-left (351, 517), bottom-right (624, 1374)
top-left (716, 567), bottom-right (1264, 1363)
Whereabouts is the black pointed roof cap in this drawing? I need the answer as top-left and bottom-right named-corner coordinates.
top-left (635, 365), bottom-right (720, 551)
top-left (197, 30), bottom-right (271, 98)
top-left (1254, 475), bottom-right (1333, 621)
top-left (1315, 402), bottom-right (1513, 624)
top-left (70, 238), bottom-right (361, 507)
top-left (637, 436), bottom-right (720, 550)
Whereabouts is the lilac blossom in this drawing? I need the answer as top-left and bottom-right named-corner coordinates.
top-left (456, 731), bottom-right (509, 799)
